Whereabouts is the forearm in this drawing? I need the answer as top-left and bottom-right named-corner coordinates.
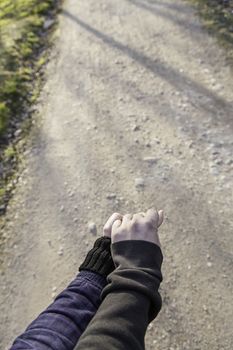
top-left (10, 271), bottom-right (106, 350)
top-left (75, 290), bottom-right (151, 350)
top-left (75, 241), bottom-right (163, 350)
top-left (10, 237), bottom-right (114, 350)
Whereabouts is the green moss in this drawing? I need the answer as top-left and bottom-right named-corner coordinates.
top-left (4, 145), bottom-right (15, 159)
top-left (0, 102), bottom-right (9, 134)
top-left (0, 0), bottom-right (60, 137)
top-left (189, 0), bottom-right (233, 63)
top-left (0, 0), bottom-right (61, 219)
top-left (0, 188), bottom-right (6, 197)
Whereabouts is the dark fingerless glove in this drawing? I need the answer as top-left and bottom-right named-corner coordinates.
top-left (79, 237), bottom-right (115, 277)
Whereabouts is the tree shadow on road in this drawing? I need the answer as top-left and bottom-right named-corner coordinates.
top-left (62, 10), bottom-right (233, 129)
top-left (126, 0), bottom-right (202, 34)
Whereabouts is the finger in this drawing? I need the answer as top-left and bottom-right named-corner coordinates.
top-left (103, 212), bottom-right (122, 237)
top-left (158, 210), bottom-right (164, 228)
top-left (146, 208), bottom-right (159, 226)
top-left (122, 213), bottom-right (133, 225)
top-left (112, 219), bottom-right (122, 234)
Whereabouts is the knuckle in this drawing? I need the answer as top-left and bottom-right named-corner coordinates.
top-left (131, 220), bottom-right (142, 232)
top-left (103, 225), bottom-right (110, 233)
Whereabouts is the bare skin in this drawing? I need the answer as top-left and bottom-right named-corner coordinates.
top-left (107, 209), bottom-right (164, 246)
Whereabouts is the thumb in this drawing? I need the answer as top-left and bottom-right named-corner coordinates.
top-left (158, 210), bottom-right (164, 228)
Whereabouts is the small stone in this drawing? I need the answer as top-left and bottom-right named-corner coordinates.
top-left (14, 129), bottom-right (22, 137)
top-left (58, 247), bottom-right (64, 256)
top-left (135, 178), bottom-right (145, 188)
top-left (60, 205), bottom-right (65, 212)
top-left (207, 261), bottom-right (212, 267)
top-left (73, 217), bottom-right (78, 223)
top-left (132, 125), bottom-right (140, 131)
top-left (52, 286), bottom-right (57, 292)
top-left (51, 292), bottom-right (56, 299)
top-left (142, 116), bottom-right (149, 122)
top-left (143, 157), bottom-right (158, 164)
top-left (106, 193), bottom-right (117, 200)
top-left (0, 204), bottom-right (6, 214)
top-left (43, 18), bottom-right (55, 30)
top-left (214, 158), bottom-right (223, 165)
top-left (226, 159), bottom-right (233, 165)
top-left (88, 222), bottom-right (97, 235)
top-left (203, 304), bottom-right (208, 312)
top-left (148, 323), bottom-right (153, 330)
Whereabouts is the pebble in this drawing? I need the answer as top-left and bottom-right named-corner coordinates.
top-left (60, 205), bottom-right (64, 212)
top-left (14, 129), bottom-right (22, 137)
top-left (106, 193), bottom-right (117, 200)
top-left (203, 304), bottom-right (208, 312)
top-left (226, 159), bottom-right (233, 165)
top-left (207, 261), bottom-right (212, 267)
top-left (132, 125), bottom-right (140, 132)
top-left (142, 116), bottom-right (149, 122)
top-left (43, 18), bottom-right (55, 30)
top-left (88, 222), bottom-right (97, 235)
top-left (214, 158), bottom-right (223, 165)
top-left (0, 205), bottom-right (6, 214)
top-left (58, 247), bottom-right (64, 256)
top-left (143, 157), bottom-right (157, 164)
top-left (135, 177), bottom-right (145, 188)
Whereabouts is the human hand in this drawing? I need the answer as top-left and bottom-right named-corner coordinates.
top-left (103, 212), bottom-right (123, 238)
top-left (111, 209), bottom-right (164, 247)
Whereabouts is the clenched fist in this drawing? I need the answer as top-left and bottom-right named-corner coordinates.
top-left (103, 209), bottom-right (163, 247)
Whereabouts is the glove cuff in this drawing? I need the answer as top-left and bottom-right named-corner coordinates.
top-left (79, 237), bottom-right (114, 277)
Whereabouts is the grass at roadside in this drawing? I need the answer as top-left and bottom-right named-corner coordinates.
top-left (0, 0), bottom-right (61, 216)
top-left (190, 0), bottom-right (233, 63)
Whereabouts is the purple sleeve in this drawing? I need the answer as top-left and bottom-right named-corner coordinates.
top-left (10, 271), bottom-right (106, 350)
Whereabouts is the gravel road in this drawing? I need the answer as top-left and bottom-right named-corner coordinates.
top-left (1, 0), bottom-right (233, 349)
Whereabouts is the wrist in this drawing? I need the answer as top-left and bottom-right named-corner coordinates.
top-left (79, 237), bottom-right (115, 277)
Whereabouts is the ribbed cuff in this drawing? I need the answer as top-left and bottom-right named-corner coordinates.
top-left (79, 237), bottom-right (115, 277)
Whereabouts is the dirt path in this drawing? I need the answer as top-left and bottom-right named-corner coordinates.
top-left (1, 0), bottom-right (233, 349)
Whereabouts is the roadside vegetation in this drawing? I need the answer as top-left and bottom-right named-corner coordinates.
top-left (190, 0), bottom-right (233, 63)
top-left (0, 0), bottom-right (61, 217)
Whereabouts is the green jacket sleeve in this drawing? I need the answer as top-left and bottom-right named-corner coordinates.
top-left (75, 240), bottom-right (163, 350)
